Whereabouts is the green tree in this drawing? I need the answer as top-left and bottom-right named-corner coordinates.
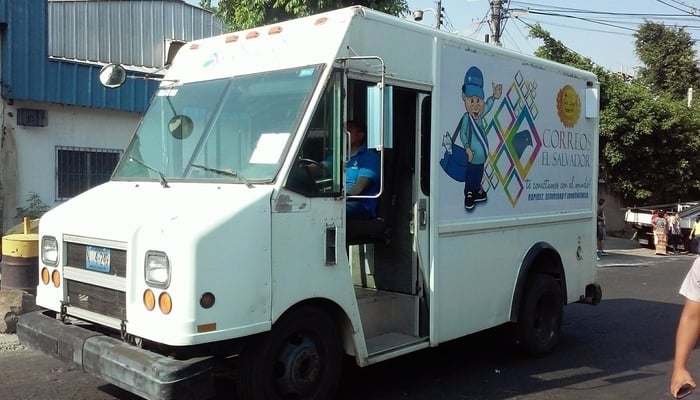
top-left (529, 24), bottom-right (700, 204)
top-left (529, 24), bottom-right (597, 72)
top-left (601, 80), bottom-right (700, 203)
top-left (199, 0), bottom-right (409, 30)
top-left (528, 24), bottom-right (610, 106)
top-left (635, 21), bottom-right (699, 101)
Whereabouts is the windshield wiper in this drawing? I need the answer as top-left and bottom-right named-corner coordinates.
top-left (129, 157), bottom-right (169, 188)
top-left (190, 163), bottom-right (253, 188)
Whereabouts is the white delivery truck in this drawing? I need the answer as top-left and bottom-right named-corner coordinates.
top-left (19, 6), bottom-right (602, 400)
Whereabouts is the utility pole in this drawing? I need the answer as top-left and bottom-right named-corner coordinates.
top-left (436, 0), bottom-right (443, 30)
top-left (489, 0), bottom-right (506, 46)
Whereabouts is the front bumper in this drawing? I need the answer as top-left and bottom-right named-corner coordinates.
top-left (17, 311), bottom-right (215, 400)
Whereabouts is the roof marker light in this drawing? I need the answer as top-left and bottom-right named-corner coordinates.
top-left (268, 26), bottom-right (283, 35)
top-left (246, 31), bottom-right (260, 40)
top-left (314, 17), bottom-right (328, 26)
top-left (225, 35), bottom-right (239, 43)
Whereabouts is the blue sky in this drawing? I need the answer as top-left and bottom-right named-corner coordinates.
top-left (185, 0), bottom-right (700, 74)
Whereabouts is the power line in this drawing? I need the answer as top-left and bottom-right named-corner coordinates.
top-left (655, 0), bottom-right (700, 16)
top-left (515, 16), bottom-right (635, 37)
top-left (442, 8), bottom-right (458, 32)
top-left (502, 26), bottom-right (523, 52)
top-left (464, 7), bottom-right (492, 39)
top-left (525, 10), bottom-right (638, 32)
top-left (665, 0), bottom-right (700, 14)
top-left (510, 16), bottom-right (623, 74)
top-left (503, 2), bottom-right (700, 38)
top-left (511, 1), bottom-right (700, 22)
top-left (490, 1), bottom-right (700, 71)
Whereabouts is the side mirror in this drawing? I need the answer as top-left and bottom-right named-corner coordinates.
top-left (366, 85), bottom-right (393, 149)
top-left (168, 115), bottom-right (194, 140)
top-left (99, 64), bottom-right (127, 89)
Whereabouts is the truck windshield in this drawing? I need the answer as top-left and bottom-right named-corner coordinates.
top-left (112, 65), bottom-right (324, 183)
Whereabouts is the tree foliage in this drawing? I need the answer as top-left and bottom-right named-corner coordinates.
top-left (601, 81), bottom-right (700, 203)
top-left (529, 23), bottom-right (700, 204)
top-left (529, 24), bottom-right (598, 72)
top-left (199, 0), bottom-right (409, 30)
top-left (634, 22), bottom-right (700, 101)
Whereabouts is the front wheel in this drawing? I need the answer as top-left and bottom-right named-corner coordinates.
top-left (236, 306), bottom-right (343, 400)
top-left (516, 274), bottom-right (563, 356)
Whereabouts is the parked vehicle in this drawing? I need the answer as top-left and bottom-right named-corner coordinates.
top-left (625, 202), bottom-right (700, 249)
top-left (18, 6), bottom-right (602, 400)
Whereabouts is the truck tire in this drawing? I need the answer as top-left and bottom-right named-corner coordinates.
top-left (236, 306), bottom-right (343, 400)
top-left (516, 273), bottom-right (563, 356)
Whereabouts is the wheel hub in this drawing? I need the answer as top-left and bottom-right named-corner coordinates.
top-left (274, 335), bottom-right (321, 395)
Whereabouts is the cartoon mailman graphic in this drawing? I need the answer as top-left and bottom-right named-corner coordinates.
top-left (440, 66), bottom-right (502, 210)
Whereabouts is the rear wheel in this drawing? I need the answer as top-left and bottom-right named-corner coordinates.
top-left (516, 274), bottom-right (563, 356)
top-left (236, 306), bottom-right (343, 400)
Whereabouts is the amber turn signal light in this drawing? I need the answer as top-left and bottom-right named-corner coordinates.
top-left (51, 270), bottom-right (60, 287)
top-left (159, 292), bottom-right (172, 315)
top-left (41, 267), bottom-right (50, 285)
top-left (143, 289), bottom-right (156, 311)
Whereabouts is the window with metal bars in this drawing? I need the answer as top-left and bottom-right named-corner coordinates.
top-left (56, 146), bottom-right (122, 200)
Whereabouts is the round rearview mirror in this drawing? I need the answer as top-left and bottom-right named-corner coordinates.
top-left (168, 115), bottom-right (194, 140)
top-left (99, 64), bottom-right (127, 88)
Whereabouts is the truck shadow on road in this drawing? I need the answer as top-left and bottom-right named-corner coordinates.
top-left (334, 298), bottom-right (683, 400)
top-left (94, 298), bottom-right (684, 400)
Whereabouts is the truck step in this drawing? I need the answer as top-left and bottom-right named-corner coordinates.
top-left (354, 287), bottom-right (418, 338)
top-left (366, 332), bottom-right (428, 361)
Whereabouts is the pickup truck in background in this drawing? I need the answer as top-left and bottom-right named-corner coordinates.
top-left (624, 201), bottom-right (700, 249)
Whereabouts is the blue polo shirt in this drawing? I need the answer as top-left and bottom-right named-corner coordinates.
top-left (346, 143), bottom-right (381, 217)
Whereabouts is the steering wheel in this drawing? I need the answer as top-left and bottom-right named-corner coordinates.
top-left (297, 158), bottom-right (325, 169)
top-left (286, 158), bottom-right (323, 193)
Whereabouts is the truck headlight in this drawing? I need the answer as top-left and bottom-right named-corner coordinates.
top-left (144, 251), bottom-right (170, 288)
top-left (41, 236), bottom-right (59, 266)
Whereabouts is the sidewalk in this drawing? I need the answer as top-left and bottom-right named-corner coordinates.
top-left (0, 333), bottom-right (21, 351)
top-left (597, 236), bottom-right (693, 267)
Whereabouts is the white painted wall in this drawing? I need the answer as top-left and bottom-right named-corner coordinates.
top-left (6, 100), bottom-right (140, 228)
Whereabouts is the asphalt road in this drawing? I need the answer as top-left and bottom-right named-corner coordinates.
top-left (0, 237), bottom-right (697, 400)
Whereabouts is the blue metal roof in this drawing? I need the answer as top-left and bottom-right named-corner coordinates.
top-left (0, 0), bottom-right (219, 113)
top-left (48, 1), bottom-right (224, 68)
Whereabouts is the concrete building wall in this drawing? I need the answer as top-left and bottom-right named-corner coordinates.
top-left (7, 100), bottom-right (138, 228)
top-left (599, 182), bottom-right (627, 236)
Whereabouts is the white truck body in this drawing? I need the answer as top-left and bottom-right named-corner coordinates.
top-left (19, 7), bottom-right (601, 400)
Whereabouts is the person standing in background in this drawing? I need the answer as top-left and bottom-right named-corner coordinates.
top-left (655, 210), bottom-right (668, 255)
top-left (652, 210), bottom-right (660, 249)
top-left (597, 198), bottom-right (607, 259)
top-left (669, 212), bottom-right (682, 255)
top-left (689, 216), bottom-right (700, 254)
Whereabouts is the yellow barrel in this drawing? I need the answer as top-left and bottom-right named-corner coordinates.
top-left (1, 232), bottom-right (39, 294)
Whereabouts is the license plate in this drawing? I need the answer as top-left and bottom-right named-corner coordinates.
top-left (85, 246), bottom-right (111, 273)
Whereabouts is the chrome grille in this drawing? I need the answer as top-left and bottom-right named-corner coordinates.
top-left (66, 280), bottom-right (126, 320)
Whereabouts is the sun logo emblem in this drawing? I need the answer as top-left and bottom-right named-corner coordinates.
top-left (556, 85), bottom-right (581, 128)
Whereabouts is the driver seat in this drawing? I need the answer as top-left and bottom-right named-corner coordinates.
top-left (346, 149), bottom-right (394, 246)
